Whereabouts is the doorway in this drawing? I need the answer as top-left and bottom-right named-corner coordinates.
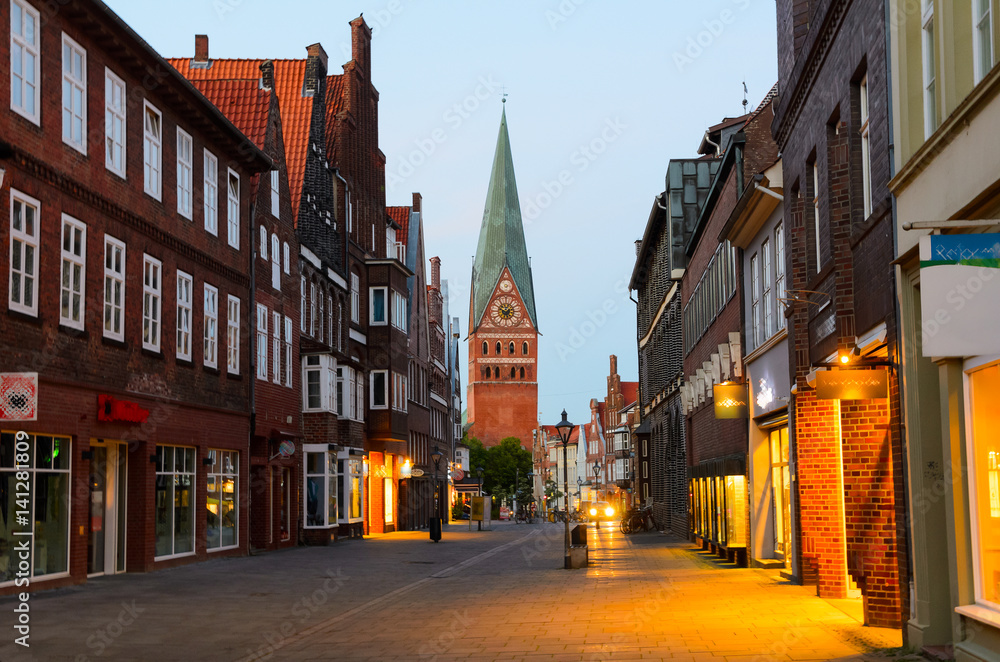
top-left (88, 441), bottom-right (127, 576)
top-left (769, 427), bottom-right (791, 560)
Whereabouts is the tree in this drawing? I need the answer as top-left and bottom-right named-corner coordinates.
top-left (463, 436), bottom-right (531, 497)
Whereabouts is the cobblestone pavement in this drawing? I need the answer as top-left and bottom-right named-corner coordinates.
top-left (0, 520), bottom-right (903, 661)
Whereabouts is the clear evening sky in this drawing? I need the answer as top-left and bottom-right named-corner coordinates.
top-left (105, 0), bottom-right (778, 431)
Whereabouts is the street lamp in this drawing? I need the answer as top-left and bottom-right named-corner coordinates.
top-left (526, 471), bottom-right (534, 519)
top-left (593, 460), bottom-right (602, 501)
top-left (430, 445), bottom-right (443, 542)
top-left (476, 465), bottom-right (484, 531)
top-left (555, 409), bottom-right (575, 570)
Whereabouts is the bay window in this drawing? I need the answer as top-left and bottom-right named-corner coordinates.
top-left (370, 287), bottom-right (387, 325)
top-left (371, 370), bottom-right (388, 409)
top-left (302, 355), bottom-right (336, 412)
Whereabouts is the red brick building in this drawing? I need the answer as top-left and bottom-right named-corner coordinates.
top-left (773, 0), bottom-right (907, 628)
top-left (467, 106), bottom-right (539, 449)
top-left (0, 0), bottom-right (270, 594)
top-left (603, 356), bottom-right (638, 511)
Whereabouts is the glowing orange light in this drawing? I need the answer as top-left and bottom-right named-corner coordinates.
top-left (840, 354), bottom-right (850, 364)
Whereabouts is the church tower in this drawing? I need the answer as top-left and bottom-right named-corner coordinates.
top-left (467, 105), bottom-right (538, 448)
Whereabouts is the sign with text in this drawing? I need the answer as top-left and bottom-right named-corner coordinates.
top-left (471, 496), bottom-right (486, 522)
top-left (97, 394), bottom-right (149, 423)
top-left (713, 383), bottom-right (749, 419)
top-left (920, 233), bottom-right (1000, 357)
top-left (815, 368), bottom-right (888, 400)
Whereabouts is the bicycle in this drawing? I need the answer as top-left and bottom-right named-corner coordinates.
top-left (622, 506), bottom-right (657, 534)
top-left (619, 507), bottom-right (639, 534)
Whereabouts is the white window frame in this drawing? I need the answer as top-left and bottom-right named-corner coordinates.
top-left (318, 290), bottom-right (324, 344)
top-left (103, 234), bottom-right (126, 341)
top-left (975, 0), bottom-right (994, 84)
top-left (9, 189), bottom-right (40, 316)
top-left (204, 284), bottom-right (218, 369)
top-left (922, 0), bottom-right (937, 139)
top-left (227, 295), bottom-right (240, 375)
top-left (256, 304), bottom-right (268, 380)
top-left (259, 226), bottom-right (267, 261)
top-left (370, 286), bottom-right (388, 325)
top-left (300, 275), bottom-right (306, 332)
top-left (142, 254), bottom-right (162, 352)
top-left (270, 170), bottom-right (280, 217)
top-left (176, 128), bottom-right (193, 219)
top-left (284, 316), bottom-right (293, 388)
top-left (271, 234), bottom-right (280, 290)
top-left (860, 75), bottom-right (872, 220)
top-left (10, 0), bottom-right (41, 124)
top-left (59, 214), bottom-right (87, 330)
top-left (394, 291), bottom-right (408, 333)
top-left (154, 445), bottom-right (196, 560)
top-left (775, 223), bottom-right (786, 330)
top-left (303, 444), bottom-right (338, 529)
top-left (302, 355), bottom-right (336, 413)
top-left (227, 169), bottom-right (240, 249)
top-left (205, 449), bottom-right (239, 551)
top-left (327, 294), bottom-right (334, 347)
top-left (371, 370), bottom-right (389, 410)
top-left (177, 271), bottom-right (193, 361)
top-left (272, 311), bottom-right (281, 384)
top-left (283, 242), bottom-right (290, 275)
top-left (61, 33), bottom-right (87, 154)
top-left (104, 68), bottom-right (126, 177)
top-left (143, 100), bottom-right (163, 200)
top-left (337, 450), bottom-right (365, 524)
top-left (750, 252), bottom-right (761, 349)
top-left (351, 272), bottom-right (360, 323)
top-left (392, 372), bottom-right (408, 413)
top-left (204, 150), bottom-right (218, 235)
top-left (762, 238), bottom-right (773, 339)
top-left (310, 283), bottom-right (317, 337)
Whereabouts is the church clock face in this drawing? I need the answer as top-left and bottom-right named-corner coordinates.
top-left (490, 295), bottom-right (522, 327)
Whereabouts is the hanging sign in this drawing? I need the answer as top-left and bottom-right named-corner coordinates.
top-left (919, 233), bottom-right (1000, 357)
top-left (97, 395), bottom-right (149, 423)
top-left (410, 468), bottom-right (425, 477)
top-left (815, 368), bottom-right (888, 400)
top-left (713, 383), bottom-right (749, 419)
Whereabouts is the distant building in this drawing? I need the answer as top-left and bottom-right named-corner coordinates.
top-left (466, 105), bottom-right (539, 449)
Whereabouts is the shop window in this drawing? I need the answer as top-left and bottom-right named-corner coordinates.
top-left (206, 449), bottom-right (238, 550)
top-left (154, 446), bottom-right (195, 558)
top-left (304, 445), bottom-right (338, 528)
top-left (725, 475), bottom-right (747, 548)
top-left (0, 433), bottom-right (71, 584)
top-left (970, 362), bottom-right (1000, 608)
top-left (769, 427), bottom-right (791, 558)
top-left (338, 451), bottom-right (365, 523)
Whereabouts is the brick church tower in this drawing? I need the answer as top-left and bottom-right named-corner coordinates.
top-left (467, 104), bottom-right (538, 448)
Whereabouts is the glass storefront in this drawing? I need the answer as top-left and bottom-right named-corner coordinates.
top-left (338, 452), bottom-right (364, 523)
top-left (206, 449), bottom-right (238, 550)
top-left (0, 433), bottom-right (71, 583)
top-left (769, 427), bottom-right (791, 558)
top-left (155, 445), bottom-right (195, 558)
top-left (304, 445), bottom-right (338, 529)
top-left (970, 361), bottom-right (1000, 608)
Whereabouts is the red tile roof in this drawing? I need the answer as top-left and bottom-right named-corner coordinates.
top-left (167, 58), bottom-right (311, 222)
top-left (387, 206), bottom-right (410, 244)
top-left (621, 382), bottom-right (639, 408)
top-left (189, 79), bottom-right (270, 147)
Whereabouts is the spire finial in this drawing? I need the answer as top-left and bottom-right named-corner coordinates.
top-left (502, 85), bottom-right (508, 104)
top-left (742, 81), bottom-right (748, 112)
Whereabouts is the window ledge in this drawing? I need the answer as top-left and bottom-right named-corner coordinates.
top-left (202, 365), bottom-right (220, 376)
top-left (176, 357), bottom-right (194, 367)
top-left (6, 308), bottom-right (42, 326)
top-left (101, 335), bottom-right (128, 349)
top-left (955, 604), bottom-right (1000, 630)
top-left (141, 347), bottom-right (164, 360)
top-left (207, 544), bottom-right (240, 553)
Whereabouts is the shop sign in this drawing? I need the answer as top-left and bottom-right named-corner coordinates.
top-left (97, 394), bottom-right (149, 423)
top-left (815, 368), bottom-right (888, 400)
top-left (919, 233), bottom-right (1000, 357)
top-left (471, 495), bottom-right (486, 521)
top-left (713, 383), bottom-right (749, 419)
top-left (278, 441), bottom-right (295, 458)
top-left (410, 468), bottom-right (425, 477)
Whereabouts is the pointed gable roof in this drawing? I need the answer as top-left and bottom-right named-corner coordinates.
top-left (387, 206), bottom-right (411, 243)
top-left (621, 382), bottom-right (639, 408)
top-left (167, 57), bottom-right (311, 222)
top-left (189, 79), bottom-right (271, 146)
top-left (471, 106), bottom-right (537, 331)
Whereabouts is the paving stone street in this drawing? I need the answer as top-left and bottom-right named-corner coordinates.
top-left (0, 521), bottom-right (903, 661)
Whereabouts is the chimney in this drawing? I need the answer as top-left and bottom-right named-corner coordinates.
top-left (194, 35), bottom-right (210, 67)
top-left (430, 256), bottom-right (441, 290)
top-left (259, 60), bottom-right (274, 91)
top-left (304, 43), bottom-right (329, 95)
top-left (411, 192), bottom-right (422, 214)
top-left (350, 16), bottom-right (372, 77)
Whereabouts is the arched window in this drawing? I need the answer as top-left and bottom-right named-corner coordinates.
top-left (495, 342), bottom-right (501, 355)
top-left (482, 341), bottom-right (488, 355)
top-left (510, 367), bottom-right (516, 379)
top-left (493, 367), bottom-right (500, 379)
top-left (271, 233), bottom-right (280, 289)
top-left (522, 341), bottom-right (528, 355)
top-left (519, 367), bottom-right (525, 379)
top-left (483, 367), bottom-right (489, 379)
top-left (259, 226), bottom-right (268, 260)
top-left (508, 342), bottom-right (515, 355)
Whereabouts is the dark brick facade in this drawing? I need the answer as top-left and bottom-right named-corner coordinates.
top-left (773, 0), bottom-right (908, 629)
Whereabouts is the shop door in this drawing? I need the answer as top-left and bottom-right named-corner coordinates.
top-left (88, 442), bottom-right (127, 575)
top-left (769, 427), bottom-right (791, 560)
top-left (279, 467), bottom-right (291, 542)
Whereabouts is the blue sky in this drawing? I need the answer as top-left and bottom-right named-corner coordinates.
top-left (105, 0), bottom-right (778, 430)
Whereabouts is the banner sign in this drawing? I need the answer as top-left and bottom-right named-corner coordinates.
top-left (713, 383), bottom-right (749, 419)
top-left (815, 368), bottom-right (888, 400)
top-left (919, 234), bottom-right (1000, 357)
top-left (471, 496), bottom-right (486, 521)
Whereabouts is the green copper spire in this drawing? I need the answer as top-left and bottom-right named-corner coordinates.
top-left (471, 105), bottom-right (538, 331)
